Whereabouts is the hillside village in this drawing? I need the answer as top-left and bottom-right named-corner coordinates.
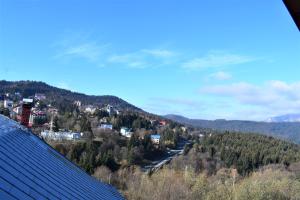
top-left (0, 89), bottom-right (192, 173)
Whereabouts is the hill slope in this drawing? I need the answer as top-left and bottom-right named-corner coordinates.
top-left (165, 114), bottom-right (300, 144)
top-left (0, 80), bottom-right (142, 112)
top-left (267, 113), bottom-right (300, 122)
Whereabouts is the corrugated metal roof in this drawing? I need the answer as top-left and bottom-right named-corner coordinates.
top-left (0, 115), bottom-right (124, 200)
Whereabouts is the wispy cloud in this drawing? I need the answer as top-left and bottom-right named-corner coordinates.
top-left (53, 34), bottom-right (256, 71)
top-left (209, 71), bottom-right (232, 80)
top-left (143, 97), bottom-right (205, 118)
top-left (53, 33), bottom-right (110, 64)
top-left (55, 42), bottom-right (106, 62)
top-left (107, 53), bottom-right (147, 69)
top-left (141, 49), bottom-right (176, 58)
top-left (200, 81), bottom-right (300, 119)
top-left (107, 48), bottom-right (177, 69)
top-left (182, 51), bottom-right (255, 70)
top-left (150, 97), bottom-right (203, 107)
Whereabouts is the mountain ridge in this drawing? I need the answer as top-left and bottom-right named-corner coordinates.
top-left (164, 114), bottom-right (300, 144)
top-left (0, 80), bottom-right (143, 112)
top-left (267, 113), bottom-right (300, 122)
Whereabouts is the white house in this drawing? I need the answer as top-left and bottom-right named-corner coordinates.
top-left (150, 134), bottom-right (161, 145)
top-left (4, 100), bottom-right (13, 110)
top-left (98, 123), bottom-right (113, 130)
top-left (85, 105), bottom-right (97, 114)
top-left (120, 127), bottom-right (132, 138)
top-left (34, 93), bottom-right (46, 101)
top-left (41, 130), bottom-right (81, 141)
top-left (74, 100), bottom-right (82, 107)
top-left (106, 104), bottom-right (119, 115)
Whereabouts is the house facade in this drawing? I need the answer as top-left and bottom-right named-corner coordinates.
top-left (98, 123), bottom-right (113, 130)
top-left (41, 130), bottom-right (81, 141)
top-left (120, 127), bottom-right (132, 138)
top-left (150, 134), bottom-right (161, 144)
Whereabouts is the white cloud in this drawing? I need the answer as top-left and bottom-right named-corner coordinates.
top-left (107, 53), bottom-right (145, 68)
top-left (56, 42), bottom-right (104, 62)
top-left (107, 48), bottom-right (177, 69)
top-left (200, 81), bottom-right (300, 119)
top-left (182, 51), bottom-right (255, 70)
top-left (150, 97), bottom-right (204, 107)
top-left (108, 49), bottom-right (255, 70)
top-left (53, 32), bottom-right (110, 63)
top-left (209, 71), bottom-right (232, 80)
top-left (53, 34), bottom-right (256, 71)
top-left (143, 97), bottom-right (206, 118)
top-left (54, 38), bottom-right (177, 68)
top-left (141, 49), bottom-right (176, 58)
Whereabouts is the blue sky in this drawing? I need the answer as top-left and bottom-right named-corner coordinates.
top-left (1, 0), bottom-right (300, 120)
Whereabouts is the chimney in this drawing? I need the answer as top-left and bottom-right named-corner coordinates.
top-left (21, 98), bottom-right (34, 127)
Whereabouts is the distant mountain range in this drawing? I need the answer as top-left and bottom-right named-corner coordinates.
top-left (0, 80), bottom-right (143, 112)
top-left (165, 114), bottom-right (300, 144)
top-left (267, 114), bottom-right (300, 122)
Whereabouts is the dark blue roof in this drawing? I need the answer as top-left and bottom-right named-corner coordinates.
top-left (0, 115), bottom-right (124, 200)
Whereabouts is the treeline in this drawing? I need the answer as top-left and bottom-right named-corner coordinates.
top-left (199, 132), bottom-right (300, 175)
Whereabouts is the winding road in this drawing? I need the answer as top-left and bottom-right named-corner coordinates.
top-left (141, 138), bottom-right (191, 173)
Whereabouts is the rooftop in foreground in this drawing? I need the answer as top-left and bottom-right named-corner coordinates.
top-left (0, 114), bottom-right (124, 200)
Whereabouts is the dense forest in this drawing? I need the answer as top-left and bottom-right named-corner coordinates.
top-left (90, 132), bottom-right (300, 200)
top-left (175, 132), bottom-right (300, 175)
top-left (52, 133), bottom-right (166, 174)
top-left (0, 80), bottom-right (142, 112)
top-left (165, 114), bottom-right (300, 144)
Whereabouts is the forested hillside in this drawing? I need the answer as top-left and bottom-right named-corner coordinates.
top-left (0, 80), bottom-right (142, 112)
top-left (165, 114), bottom-right (300, 144)
top-left (170, 132), bottom-right (300, 175)
top-left (92, 132), bottom-right (300, 200)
